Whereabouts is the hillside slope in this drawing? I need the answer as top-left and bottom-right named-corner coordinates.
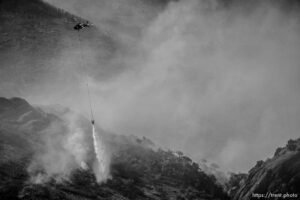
top-left (0, 0), bottom-right (114, 96)
top-left (232, 138), bottom-right (300, 199)
top-left (0, 97), bottom-right (229, 200)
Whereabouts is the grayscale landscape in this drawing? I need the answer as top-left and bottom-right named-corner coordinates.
top-left (0, 0), bottom-right (299, 199)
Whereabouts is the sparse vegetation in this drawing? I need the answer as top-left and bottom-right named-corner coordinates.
top-left (0, 97), bottom-right (229, 199)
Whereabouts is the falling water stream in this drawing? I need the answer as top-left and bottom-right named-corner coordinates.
top-left (92, 125), bottom-right (107, 180)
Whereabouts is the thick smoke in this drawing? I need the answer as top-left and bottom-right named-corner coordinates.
top-left (27, 111), bottom-right (110, 183)
top-left (6, 0), bottom-right (300, 173)
top-left (76, 0), bottom-right (300, 172)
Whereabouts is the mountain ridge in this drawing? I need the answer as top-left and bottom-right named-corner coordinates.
top-left (230, 138), bottom-right (300, 199)
top-left (0, 97), bottom-right (229, 200)
top-left (0, 0), bottom-right (115, 97)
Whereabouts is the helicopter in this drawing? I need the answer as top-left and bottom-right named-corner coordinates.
top-left (73, 21), bottom-right (93, 31)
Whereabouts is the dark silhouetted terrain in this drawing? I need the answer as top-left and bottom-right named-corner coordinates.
top-left (229, 138), bottom-right (300, 199)
top-left (0, 0), bottom-right (114, 96)
top-left (0, 97), bottom-right (229, 200)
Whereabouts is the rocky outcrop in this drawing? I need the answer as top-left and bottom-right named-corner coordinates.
top-left (233, 138), bottom-right (300, 200)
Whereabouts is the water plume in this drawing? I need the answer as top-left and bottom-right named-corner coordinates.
top-left (92, 124), bottom-right (110, 182)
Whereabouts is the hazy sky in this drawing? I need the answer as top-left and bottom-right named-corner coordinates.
top-left (9, 0), bottom-right (300, 172)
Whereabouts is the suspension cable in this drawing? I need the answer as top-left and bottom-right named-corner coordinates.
top-left (77, 30), bottom-right (95, 123)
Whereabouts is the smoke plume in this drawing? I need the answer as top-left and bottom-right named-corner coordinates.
top-left (27, 110), bottom-right (110, 183)
top-left (2, 0), bottom-right (300, 173)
